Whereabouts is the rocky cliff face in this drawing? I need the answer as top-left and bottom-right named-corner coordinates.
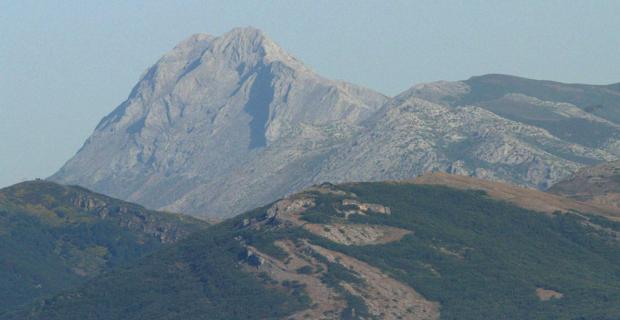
top-left (407, 74), bottom-right (620, 151)
top-left (314, 94), bottom-right (615, 189)
top-left (51, 28), bottom-right (620, 218)
top-left (51, 27), bottom-right (387, 217)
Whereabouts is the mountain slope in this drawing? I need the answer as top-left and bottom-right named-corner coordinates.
top-left (408, 74), bottom-right (620, 150)
top-left (51, 29), bottom-right (620, 219)
top-left (51, 27), bottom-right (387, 217)
top-left (548, 160), bottom-right (620, 209)
top-left (412, 172), bottom-right (620, 217)
top-left (313, 94), bottom-right (616, 190)
top-left (0, 180), bottom-right (206, 314)
top-left (10, 176), bottom-right (620, 320)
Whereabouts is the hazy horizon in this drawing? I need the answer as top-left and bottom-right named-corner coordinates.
top-left (2, 0), bottom-right (620, 188)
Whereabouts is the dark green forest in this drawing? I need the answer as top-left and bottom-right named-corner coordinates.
top-left (4, 182), bottom-right (620, 319)
top-left (0, 180), bottom-right (205, 315)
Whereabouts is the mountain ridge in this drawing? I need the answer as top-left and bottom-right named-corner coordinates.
top-left (51, 28), bottom-right (620, 218)
top-left (0, 179), bottom-right (207, 314)
top-left (10, 176), bottom-right (620, 319)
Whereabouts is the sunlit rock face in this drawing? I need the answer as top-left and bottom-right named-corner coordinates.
top-left (52, 28), bottom-right (620, 219)
top-left (51, 27), bottom-right (387, 217)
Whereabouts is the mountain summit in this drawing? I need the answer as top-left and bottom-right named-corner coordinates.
top-left (51, 27), bottom-right (387, 216)
top-left (52, 28), bottom-right (620, 218)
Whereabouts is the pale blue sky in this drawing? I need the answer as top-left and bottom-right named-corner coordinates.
top-left (1, 0), bottom-right (619, 187)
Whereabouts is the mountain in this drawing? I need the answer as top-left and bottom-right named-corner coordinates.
top-left (50, 27), bottom-right (387, 218)
top-left (318, 75), bottom-right (620, 189)
top-left (0, 180), bottom-right (206, 314)
top-left (51, 28), bottom-right (620, 219)
top-left (9, 175), bottom-right (620, 320)
top-left (548, 160), bottom-right (620, 209)
top-left (407, 74), bottom-right (620, 150)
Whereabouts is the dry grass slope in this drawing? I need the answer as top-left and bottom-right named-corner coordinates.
top-left (408, 172), bottom-right (620, 219)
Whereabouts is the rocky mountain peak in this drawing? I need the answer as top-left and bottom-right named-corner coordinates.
top-left (164, 27), bottom-right (304, 76)
top-left (51, 28), bottom-right (620, 219)
top-left (216, 26), bottom-right (274, 55)
top-left (51, 28), bottom-right (386, 216)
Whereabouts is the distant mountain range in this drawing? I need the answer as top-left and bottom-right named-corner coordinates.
top-left (50, 27), bottom-right (620, 219)
top-left (7, 175), bottom-right (620, 319)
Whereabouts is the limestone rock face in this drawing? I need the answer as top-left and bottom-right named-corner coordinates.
top-left (51, 29), bottom-right (620, 218)
top-left (314, 95), bottom-right (615, 190)
top-left (51, 27), bottom-right (387, 217)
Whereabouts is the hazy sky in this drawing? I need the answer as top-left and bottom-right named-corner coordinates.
top-left (1, 1), bottom-right (619, 188)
